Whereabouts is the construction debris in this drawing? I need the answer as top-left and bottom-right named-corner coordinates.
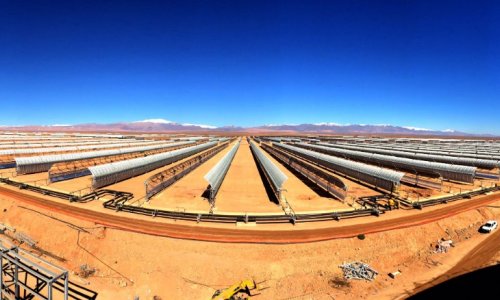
top-left (434, 239), bottom-right (454, 253)
top-left (339, 262), bottom-right (378, 281)
top-left (77, 264), bottom-right (96, 278)
top-left (388, 270), bottom-right (401, 279)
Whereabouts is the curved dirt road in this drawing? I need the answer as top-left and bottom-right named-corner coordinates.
top-left (1, 186), bottom-right (499, 244)
top-left (411, 226), bottom-right (500, 295)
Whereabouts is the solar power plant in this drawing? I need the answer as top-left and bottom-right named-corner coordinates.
top-left (2, 4), bottom-right (500, 299)
top-left (1, 131), bottom-right (500, 300)
top-left (0, 134), bottom-right (500, 244)
top-left (0, 132), bottom-right (498, 220)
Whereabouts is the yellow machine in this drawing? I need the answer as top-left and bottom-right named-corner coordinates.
top-left (211, 279), bottom-right (262, 300)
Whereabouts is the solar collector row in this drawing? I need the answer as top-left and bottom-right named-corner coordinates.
top-left (274, 143), bottom-right (404, 193)
top-left (346, 143), bottom-right (500, 161)
top-left (89, 141), bottom-right (218, 189)
top-left (299, 143), bottom-right (476, 183)
top-left (250, 141), bottom-right (288, 200)
top-left (0, 139), bottom-right (152, 149)
top-left (0, 136), bottom-right (121, 141)
top-left (204, 140), bottom-right (240, 202)
top-left (317, 143), bottom-right (499, 169)
top-left (0, 141), bottom-right (163, 156)
top-left (15, 141), bottom-right (195, 174)
top-left (382, 144), bottom-right (500, 155)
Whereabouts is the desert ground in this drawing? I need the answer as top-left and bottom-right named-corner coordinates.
top-left (1, 132), bottom-right (500, 299)
top-left (2, 190), bottom-right (500, 299)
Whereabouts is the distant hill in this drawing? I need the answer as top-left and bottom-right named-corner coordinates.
top-left (248, 123), bottom-right (469, 136)
top-left (0, 119), bottom-right (486, 136)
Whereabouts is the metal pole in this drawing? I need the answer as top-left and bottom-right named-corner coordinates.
top-left (48, 281), bottom-right (52, 300)
top-left (64, 272), bottom-right (69, 300)
top-left (15, 248), bottom-right (19, 299)
top-left (1, 253), bottom-right (3, 299)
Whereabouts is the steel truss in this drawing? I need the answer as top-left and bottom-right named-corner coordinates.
top-left (1, 239), bottom-right (69, 300)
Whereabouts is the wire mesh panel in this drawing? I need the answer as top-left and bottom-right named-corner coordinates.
top-left (299, 143), bottom-right (477, 183)
top-left (15, 141), bottom-right (194, 174)
top-left (274, 143), bottom-right (404, 192)
top-left (250, 141), bottom-right (288, 200)
top-left (89, 141), bottom-right (217, 189)
top-left (204, 140), bottom-right (240, 202)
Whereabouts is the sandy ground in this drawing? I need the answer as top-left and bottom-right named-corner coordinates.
top-left (214, 139), bottom-right (283, 213)
top-left (256, 143), bottom-right (349, 211)
top-left (146, 141), bottom-right (238, 212)
top-left (2, 192), bottom-right (500, 299)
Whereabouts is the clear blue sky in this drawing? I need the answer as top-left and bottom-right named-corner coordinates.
top-left (0, 0), bottom-right (498, 133)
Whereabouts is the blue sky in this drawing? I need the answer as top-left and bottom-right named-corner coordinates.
top-left (0, 0), bottom-right (499, 133)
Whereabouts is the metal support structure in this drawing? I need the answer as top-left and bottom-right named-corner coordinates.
top-left (1, 239), bottom-right (69, 300)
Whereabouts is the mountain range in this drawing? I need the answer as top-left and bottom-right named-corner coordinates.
top-left (0, 119), bottom-right (483, 136)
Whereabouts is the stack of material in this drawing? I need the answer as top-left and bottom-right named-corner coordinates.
top-left (435, 239), bottom-right (454, 253)
top-left (339, 262), bottom-right (378, 281)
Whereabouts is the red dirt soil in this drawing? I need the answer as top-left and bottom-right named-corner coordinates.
top-left (1, 184), bottom-right (499, 244)
top-left (2, 188), bottom-right (500, 299)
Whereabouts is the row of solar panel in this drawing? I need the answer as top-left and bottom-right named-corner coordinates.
top-left (0, 139), bottom-right (152, 148)
top-left (0, 141), bottom-right (163, 155)
top-left (250, 141), bottom-right (288, 199)
top-left (299, 143), bottom-right (477, 183)
top-left (274, 143), bottom-right (404, 193)
top-left (90, 141), bottom-right (218, 189)
top-left (204, 140), bottom-right (240, 201)
top-left (15, 141), bottom-right (194, 174)
top-left (317, 143), bottom-right (499, 169)
top-left (336, 142), bottom-right (500, 161)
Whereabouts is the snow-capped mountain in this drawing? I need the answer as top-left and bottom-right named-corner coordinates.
top-left (0, 120), bottom-right (480, 136)
top-left (133, 118), bottom-right (216, 129)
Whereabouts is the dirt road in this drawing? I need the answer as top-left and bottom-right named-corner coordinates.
top-left (411, 224), bottom-right (500, 295)
top-left (1, 185), bottom-right (500, 243)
